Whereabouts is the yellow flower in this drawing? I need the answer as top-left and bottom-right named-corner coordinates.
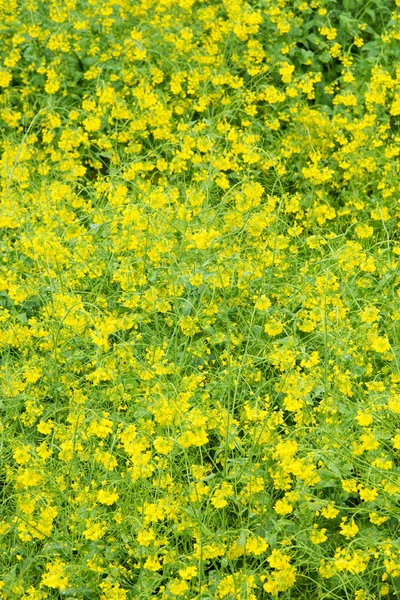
top-left (83, 115), bottom-right (101, 132)
top-left (371, 336), bottom-right (390, 353)
top-left (190, 228), bottom-right (220, 250)
top-left (279, 63), bottom-right (295, 83)
top-left (342, 479), bottom-right (358, 493)
top-left (41, 560), bottom-right (69, 590)
top-left (339, 518), bottom-right (359, 539)
top-left (99, 580), bottom-right (128, 600)
top-left (37, 420), bottom-right (54, 434)
top-left (44, 69), bottom-right (60, 94)
top-left (87, 415), bottom-right (113, 438)
top-left (36, 441), bottom-right (53, 460)
top-left (356, 411), bottom-right (373, 426)
top-left (23, 366), bottom-right (42, 383)
top-left (264, 319), bottom-right (283, 335)
top-left (137, 528), bottom-right (155, 547)
top-left (245, 535), bottom-right (268, 556)
top-left (255, 295), bottom-right (271, 310)
top-left (310, 525), bottom-right (327, 544)
top-left (211, 482), bottom-right (234, 508)
top-left (144, 555), bottom-right (162, 571)
top-left (0, 70), bottom-right (12, 87)
top-left (268, 549), bottom-right (292, 570)
top-left (274, 498), bottom-right (293, 515)
top-left (358, 485), bottom-right (378, 502)
top-left (369, 512), bottom-right (387, 525)
top-left (94, 449), bottom-right (117, 471)
top-left (97, 489), bottom-right (119, 505)
top-left (388, 394), bottom-right (400, 413)
top-left (263, 566), bottom-right (296, 593)
top-left (319, 26), bottom-right (337, 40)
top-left (178, 566), bottom-right (198, 580)
top-left (83, 520), bottom-right (106, 541)
top-left (355, 224), bottom-right (374, 239)
top-left (153, 436), bottom-right (174, 455)
top-left (13, 446), bottom-right (31, 465)
top-left (321, 504), bottom-right (339, 519)
top-left (169, 579), bottom-right (189, 595)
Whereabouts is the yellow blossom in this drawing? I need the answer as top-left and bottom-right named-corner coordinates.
top-left (41, 560), bottom-right (69, 591)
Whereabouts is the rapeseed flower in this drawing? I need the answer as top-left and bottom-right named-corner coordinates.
top-left (0, 0), bottom-right (399, 596)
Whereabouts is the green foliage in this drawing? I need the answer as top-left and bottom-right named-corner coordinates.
top-left (0, 0), bottom-right (400, 598)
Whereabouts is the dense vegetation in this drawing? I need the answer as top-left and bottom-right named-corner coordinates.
top-left (0, 0), bottom-right (400, 598)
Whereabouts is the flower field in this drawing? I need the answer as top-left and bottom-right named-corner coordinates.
top-left (1, 0), bottom-right (400, 597)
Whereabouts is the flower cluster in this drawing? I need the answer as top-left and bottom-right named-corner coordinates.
top-left (0, 0), bottom-right (399, 598)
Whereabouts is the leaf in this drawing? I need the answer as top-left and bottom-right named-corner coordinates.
top-left (181, 299), bottom-right (193, 316)
top-left (365, 8), bottom-right (376, 23)
top-left (60, 589), bottom-right (96, 599)
top-left (314, 469), bottom-right (340, 489)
